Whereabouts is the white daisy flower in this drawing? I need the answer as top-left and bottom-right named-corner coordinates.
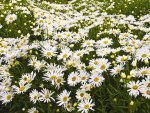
top-left (89, 73), bottom-right (105, 87)
top-left (110, 64), bottom-right (124, 76)
top-left (79, 71), bottom-right (89, 84)
top-left (58, 48), bottom-right (72, 61)
top-left (64, 102), bottom-right (74, 112)
top-left (41, 46), bottom-right (57, 59)
top-left (99, 38), bottom-right (113, 47)
top-left (127, 81), bottom-right (142, 97)
top-left (0, 92), bottom-right (14, 104)
top-left (136, 47), bottom-right (150, 61)
top-left (29, 89), bottom-right (39, 104)
top-left (43, 70), bottom-right (63, 85)
top-left (5, 14), bottom-right (17, 23)
top-left (94, 58), bottom-right (111, 73)
top-left (67, 72), bottom-right (80, 86)
top-left (141, 88), bottom-right (150, 99)
top-left (28, 107), bottom-right (39, 113)
top-left (20, 72), bottom-right (36, 84)
top-left (138, 67), bottom-right (150, 77)
top-left (12, 82), bottom-right (31, 94)
top-left (76, 89), bottom-right (91, 101)
top-left (57, 90), bottom-right (71, 106)
top-left (39, 88), bottom-right (54, 103)
top-left (77, 99), bottom-right (94, 113)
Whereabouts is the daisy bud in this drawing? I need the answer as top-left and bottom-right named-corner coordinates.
top-left (144, 59), bottom-right (149, 64)
top-left (121, 73), bottom-right (126, 78)
top-left (130, 101), bottom-right (134, 106)
top-left (56, 109), bottom-right (59, 112)
top-left (110, 55), bottom-right (115, 58)
top-left (127, 75), bottom-right (131, 79)
top-left (113, 98), bottom-right (117, 102)
top-left (132, 60), bottom-right (137, 67)
top-left (69, 44), bottom-right (74, 48)
top-left (73, 102), bottom-right (77, 107)
top-left (22, 108), bottom-right (25, 111)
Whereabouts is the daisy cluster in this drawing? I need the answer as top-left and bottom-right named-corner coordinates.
top-left (0, 0), bottom-right (150, 113)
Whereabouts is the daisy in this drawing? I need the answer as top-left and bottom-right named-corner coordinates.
top-left (41, 46), bottom-right (57, 59)
top-left (57, 90), bottom-right (71, 106)
top-left (5, 14), bottom-right (17, 23)
top-left (28, 56), bottom-right (38, 67)
top-left (79, 71), bottom-right (89, 84)
top-left (20, 72), bottom-right (36, 84)
top-left (110, 64), bottom-right (124, 76)
top-left (82, 40), bottom-right (95, 47)
top-left (99, 38), bottom-right (113, 47)
top-left (80, 84), bottom-right (92, 91)
top-left (138, 67), bottom-right (150, 77)
top-left (76, 89), bottom-right (91, 101)
top-left (43, 70), bottom-right (63, 85)
top-left (127, 81), bottom-right (142, 97)
top-left (64, 102), bottom-right (74, 112)
top-left (33, 26), bottom-right (41, 36)
top-left (29, 89), bottom-right (39, 104)
top-left (67, 72), bottom-right (80, 86)
top-left (77, 99), bottom-right (94, 113)
top-left (28, 107), bottom-right (39, 113)
top-left (94, 58), bottom-right (111, 73)
top-left (141, 88), bottom-right (150, 99)
top-left (77, 63), bottom-right (86, 72)
top-left (116, 55), bottom-right (131, 64)
top-left (39, 88), bottom-right (54, 103)
top-left (34, 60), bottom-right (46, 71)
top-left (89, 74), bottom-right (105, 87)
top-left (0, 92), bottom-right (14, 104)
top-left (58, 48), bottom-right (72, 61)
top-left (136, 48), bottom-right (150, 61)
top-left (73, 50), bottom-right (85, 59)
top-left (12, 82), bottom-right (31, 94)
top-left (55, 76), bottom-right (65, 88)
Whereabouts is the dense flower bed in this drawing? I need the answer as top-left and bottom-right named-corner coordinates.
top-left (0, 0), bottom-right (150, 113)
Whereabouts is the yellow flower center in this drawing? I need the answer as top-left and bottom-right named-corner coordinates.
top-left (72, 77), bottom-right (76, 81)
top-left (81, 76), bottom-right (86, 80)
top-left (34, 96), bottom-right (37, 99)
top-left (132, 85), bottom-right (138, 90)
top-left (50, 75), bottom-right (56, 80)
top-left (124, 33), bottom-right (129, 37)
top-left (80, 93), bottom-right (84, 97)
top-left (103, 40), bottom-right (108, 44)
top-left (100, 65), bottom-right (106, 70)
top-left (94, 61), bottom-right (99, 65)
top-left (56, 78), bottom-right (62, 83)
top-left (142, 54), bottom-right (147, 58)
top-left (45, 95), bottom-right (49, 99)
top-left (9, 17), bottom-right (14, 20)
top-left (63, 54), bottom-right (68, 58)
top-left (146, 90), bottom-right (150, 95)
top-left (63, 96), bottom-right (68, 102)
top-left (6, 95), bottom-right (11, 100)
top-left (94, 77), bottom-right (99, 82)
top-left (77, 53), bottom-right (81, 56)
top-left (147, 83), bottom-right (150, 88)
top-left (84, 104), bottom-right (90, 109)
top-left (33, 110), bottom-right (38, 113)
top-left (141, 70), bottom-right (148, 75)
top-left (116, 69), bottom-right (121, 73)
top-left (19, 86), bottom-right (25, 92)
top-left (46, 52), bottom-right (52, 56)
